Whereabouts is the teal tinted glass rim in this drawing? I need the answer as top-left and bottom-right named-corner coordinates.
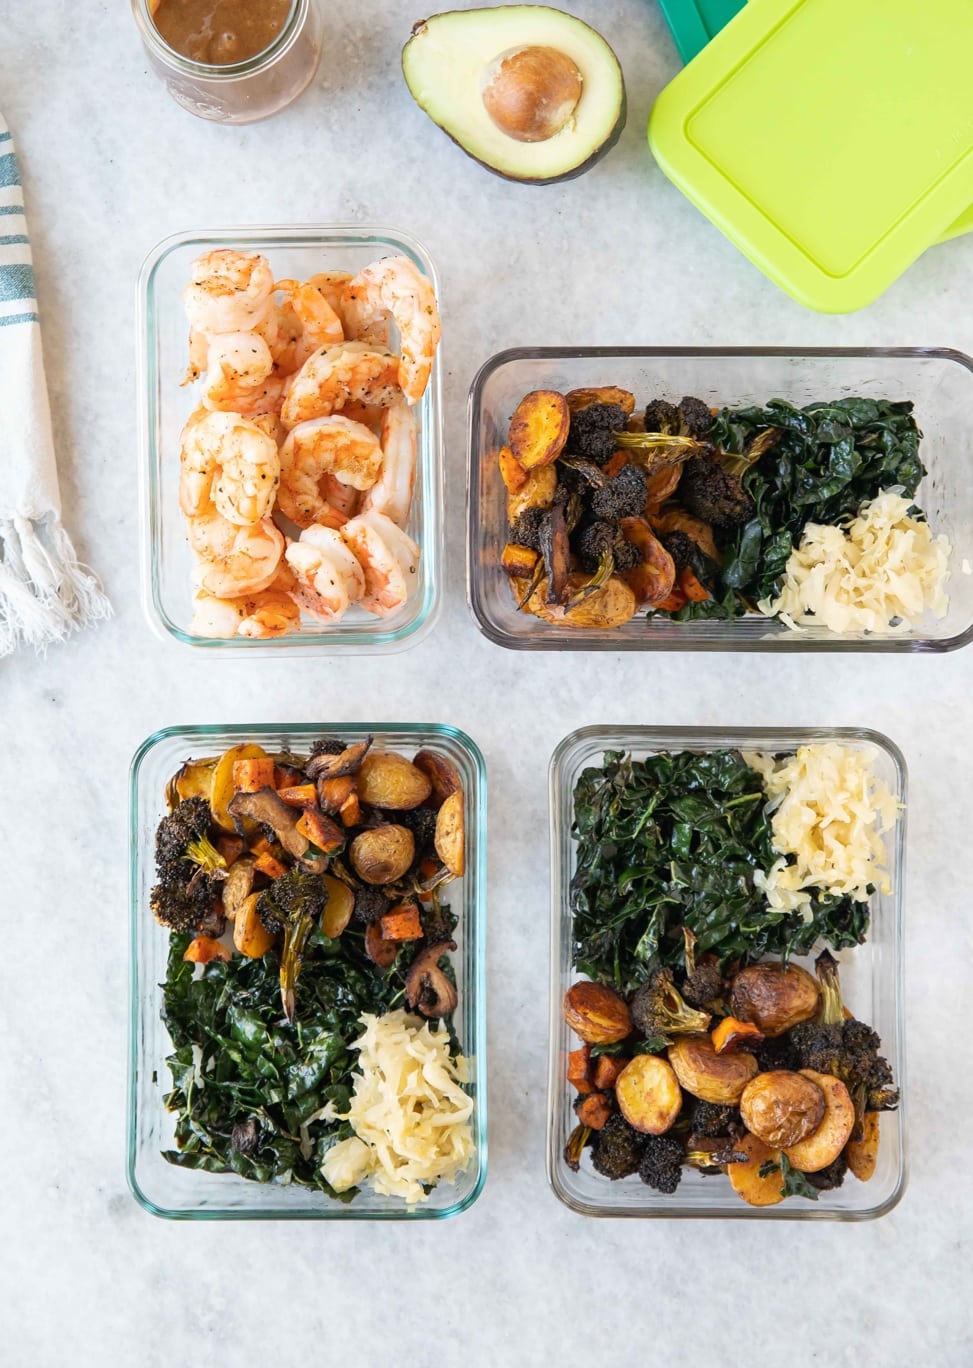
top-left (466, 344), bottom-right (973, 653)
top-left (127, 721), bottom-right (488, 1220)
top-left (136, 226), bottom-right (442, 651)
top-left (545, 724), bottom-right (907, 1220)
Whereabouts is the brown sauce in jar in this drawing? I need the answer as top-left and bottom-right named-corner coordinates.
top-left (151, 0), bottom-right (292, 65)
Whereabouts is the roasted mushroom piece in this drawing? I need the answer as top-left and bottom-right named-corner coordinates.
top-left (405, 940), bottom-right (459, 1018)
top-left (305, 738), bottom-right (372, 782)
top-left (227, 787), bottom-right (328, 873)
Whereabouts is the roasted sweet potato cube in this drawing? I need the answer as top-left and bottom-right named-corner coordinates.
top-left (216, 834), bottom-right (246, 866)
top-left (232, 757), bottom-right (277, 793)
top-left (183, 935), bottom-right (232, 964)
top-left (680, 568), bottom-right (711, 603)
top-left (601, 451), bottom-right (629, 480)
top-left (498, 444), bottom-right (528, 493)
top-left (593, 1054), bottom-right (629, 1090)
top-left (507, 390), bottom-right (569, 470)
top-left (565, 386), bottom-right (636, 416)
top-left (253, 852), bottom-right (288, 880)
top-left (276, 783), bottom-right (318, 808)
top-left (574, 1092), bottom-right (613, 1131)
top-left (501, 543), bottom-right (540, 579)
top-left (711, 1016), bottom-right (765, 1055)
top-left (318, 774), bottom-right (356, 816)
top-left (339, 791), bottom-right (362, 827)
top-left (364, 921), bottom-right (399, 969)
top-left (296, 809), bottom-right (345, 853)
top-left (273, 765), bottom-right (305, 790)
top-left (567, 1046), bottom-right (595, 1094)
top-left (379, 903), bottom-right (424, 941)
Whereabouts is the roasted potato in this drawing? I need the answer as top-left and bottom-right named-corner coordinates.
top-left (845, 1111), bottom-right (880, 1182)
top-left (506, 463), bottom-right (557, 523)
top-left (211, 743), bottom-right (269, 832)
top-left (668, 1034), bottom-right (758, 1104)
top-left (730, 962), bottom-right (820, 1038)
top-left (413, 749), bottom-right (462, 808)
top-left (435, 789), bottom-right (465, 876)
top-left (233, 891), bottom-right (276, 959)
top-left (525, 573), bottom-right (637, 629)
top-left (170, 757), bottom-right (217, 806)
top-left (317, 773), bottom-right (356, 816)
top-left (740, 1071), bottom-right (826, 1148)
top-left (727, 1132), bottom-right (785, 1207)
top-left (650, 509), bottom-right (722, 566)
top-left (356, 751), bottom-right (432, 810)
top-left (644, 462), bottom-right (682, 512)
top-left (221, 855), bottom-right (256, 921)
top-left (563, 981), bottom-right (632, 1045)
top-left (619, 517), bottom-right (677, 607)
top-left (507, 390), bottom-right (570, 470)
top-left (498, 445), bottom-right (528, 493)
top-left (565, 386), bottom-right (636, 416)
top-left (614, 1054), bottom-right (682, 1135)
top-left (783, 1070), bottom-right (856, 1173)
top-left (349, 825), bottom-right (415, 885)
top-left (321, 874), bottom-right (355, 939)
top-left (182, 935), bottom-right (232, 964)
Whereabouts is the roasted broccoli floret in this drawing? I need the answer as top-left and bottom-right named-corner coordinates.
top-left (658, 530), bottom-right (696, 574)
top-left (638, 1134), bottom-right (685, 1193)
top-left (683, 1098), bottom-right (739, 1139)
top-left (679, 454), bottom-right (756, 528)
top-left (420, 898), bottom-right (458, 946)
top-left (630, 967), bottom-right (712, 1042)
top-left (574, 519), bottom-right (641, 574)
top-left (567, 402), bottom-right (628, 464)
top-left (789, 951), bottom-right (900, 1117)
top-left (309, 736), bottom-right (346, 757)
top-left (677, 396), bottom-right (715, 438)
top-left (258, 867), bottom-right (328, 1021)
top-left (807, 1153), bottom-right (849, 1191)
top-left (353, 885), bottom-right (390, 925)
top-left (509, 506), bottom-right (546, 551)
top-left (591, 1113), bottom-right (645, 1179)
top-left (644, 398), bottom-right (680, 434)
top-left (396, 805), bottom-right (438, 856)
top-left (681, 959), bottom-right (726, 1009)
top-left (753, 1033), bottom-right (801, 1074)
top-left (591, 464), bottom-right (648, 521)
top-left (151, 797), bottom-right (225, 933)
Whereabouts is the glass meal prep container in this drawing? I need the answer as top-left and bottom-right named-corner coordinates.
top-left (467, 346), bottom-right (973, 651)
top-left (137, 227), bottom-right (443, 654)
top-left (547, 725), bottom-right (907, 1220)
top-left (128, 723), bottom-right (487, 1220)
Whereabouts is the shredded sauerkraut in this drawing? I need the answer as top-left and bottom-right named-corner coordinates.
top-left (746, 745), bottom-right (899, 904)
top-left (760, 489), bottom-right (950, 634)
top-left (320, 1009), bottom-right (474, 1204)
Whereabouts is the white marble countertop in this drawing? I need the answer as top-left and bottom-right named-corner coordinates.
top-left (3, 2), bottom-right (972, 1364)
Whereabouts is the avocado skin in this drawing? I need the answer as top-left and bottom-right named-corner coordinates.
top-left (402, 8), bottom-right (627, 186)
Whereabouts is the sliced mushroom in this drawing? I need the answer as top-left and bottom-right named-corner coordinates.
top-left (227, 787), bottom-right (327, 873)
top-left (404, 940), bottom-right (458, 1018)
top-left (540, 502), bottom-right (571, 605)
top-left (306, 738), bottom-right (372, 782)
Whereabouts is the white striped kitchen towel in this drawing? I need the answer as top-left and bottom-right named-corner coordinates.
top-left (0, 115), bottom-right (110, 655)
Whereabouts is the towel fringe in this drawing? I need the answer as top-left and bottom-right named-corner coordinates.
top-left (0, 516), bottom-right (112, 656)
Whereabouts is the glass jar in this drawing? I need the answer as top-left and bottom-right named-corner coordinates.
top-left (131, 0), bottom-right (322, 124)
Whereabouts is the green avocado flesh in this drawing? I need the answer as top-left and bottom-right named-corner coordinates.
top-left (402, 6), bottom-right (626, 184)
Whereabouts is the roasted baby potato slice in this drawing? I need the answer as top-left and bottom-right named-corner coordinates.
top-left (525, 573), bottom-right (637, 629)
top-left (727, 1132), bottom-right (785, 1207)
top-left (508, 389), bottom-right (570, 470)
top-left (211, 743), bottom-right (269, 832)
top-left (356, 751), bottom-right (432, 810)
top-left (619, 516), bottom-right (676, 607)
top-left (321, 874), bottom-right (355, 939)
top-left (563, 981), bottom-right (631, 1044)
top-left (565, 386), bottom-right (636, 416)
top-left (349, 824), bottom-right (415, 885)
top-left (730, 962), bottom-right (820, 1038)
top-left (171, 757), bottom-right (217, 806)
top-left (650, 509), bottom-right (722, 566)
top-left (498, 444), bottom-right (528, 493)
top-left (221, 855), bottom-right (256, 921)
top-left (614, 1054), bottom-right (682, 1135)
top-left (434, 789), bottom-right (465, 876)
top-left (668, 1034), bottom-right (758, 1104)
top-left (845, 1111), bottom-right (880, 1182)
top-left (500, 542), bottom-right (540, 579)
top-left (644, 462), bottom-right (682, 512)
top-left (783, 1070), bottom-right (856, 1173)
top-left (740, 1071), bottom-right (826, 1149)
top-left (413, 749), bottom-right (462, 808)
top-left (506, 462), bottom-right (557, 522)
top-left (233, 891), bottom-right (276, 959)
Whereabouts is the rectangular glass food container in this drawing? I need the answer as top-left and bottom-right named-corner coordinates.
top-left (547, 725), bottom-right (906, 1220)
top-left (137, 227), bottom-right (443, 653)
top-left (467, 346), bottom-right (973, 651)
top-left (128, 722), bottom-right (487, 1220)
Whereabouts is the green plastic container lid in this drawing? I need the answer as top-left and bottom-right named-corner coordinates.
top-left (656, 0), bottom-right (744, 63)
top-left (648, 0), bottom-right (973, 311)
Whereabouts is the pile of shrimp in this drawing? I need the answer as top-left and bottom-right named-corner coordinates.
top-left (177, 247), bottom-right (440, 639)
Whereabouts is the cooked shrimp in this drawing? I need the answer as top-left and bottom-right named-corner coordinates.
top-left (285, 525), bottom-right (366, 623)
top-left (201, 332), bottom-right (285, 415)
top-left (363, 396), bottom-right (418, 527)
top-left (187, 512), bottom-right (284, 597)
top-left (184, 249), bottom-right (275, 334)
top-left (278, 416), bottom-right (384, 528)
top-left (305, 271), bottom-right (360, 333)
top-left (280, 342), bottom-right (401, 428)
top-left (341, 256), bottom-right (441, 405)
top-left (178, 409), bottom-right (280, 525)
top-left (341, 511), bottom-right (420, 617)
top-left (271, 278), bottom-right (344, 375)
top-left (321, 473), bottom-right (360, 521)
top-left (190, 575), bottom-right (301, 639)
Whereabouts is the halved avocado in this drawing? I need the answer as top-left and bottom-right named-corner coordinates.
top-left (402, 6), bottom-right (626, 185)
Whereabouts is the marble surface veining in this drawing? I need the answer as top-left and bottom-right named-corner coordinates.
top-left (1, 2), bottom-right (972, 1364)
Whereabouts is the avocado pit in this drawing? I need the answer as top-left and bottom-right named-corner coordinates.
top-left (481, 45), bottom-right (583, 143)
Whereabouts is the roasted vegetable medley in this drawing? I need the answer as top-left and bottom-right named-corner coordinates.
top-left (498, 386), bottom-right (950, 632)
top-left (152, 736), bottom-right (472, 1201)
top-left (563, 744), bottom-right (900, 1204)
